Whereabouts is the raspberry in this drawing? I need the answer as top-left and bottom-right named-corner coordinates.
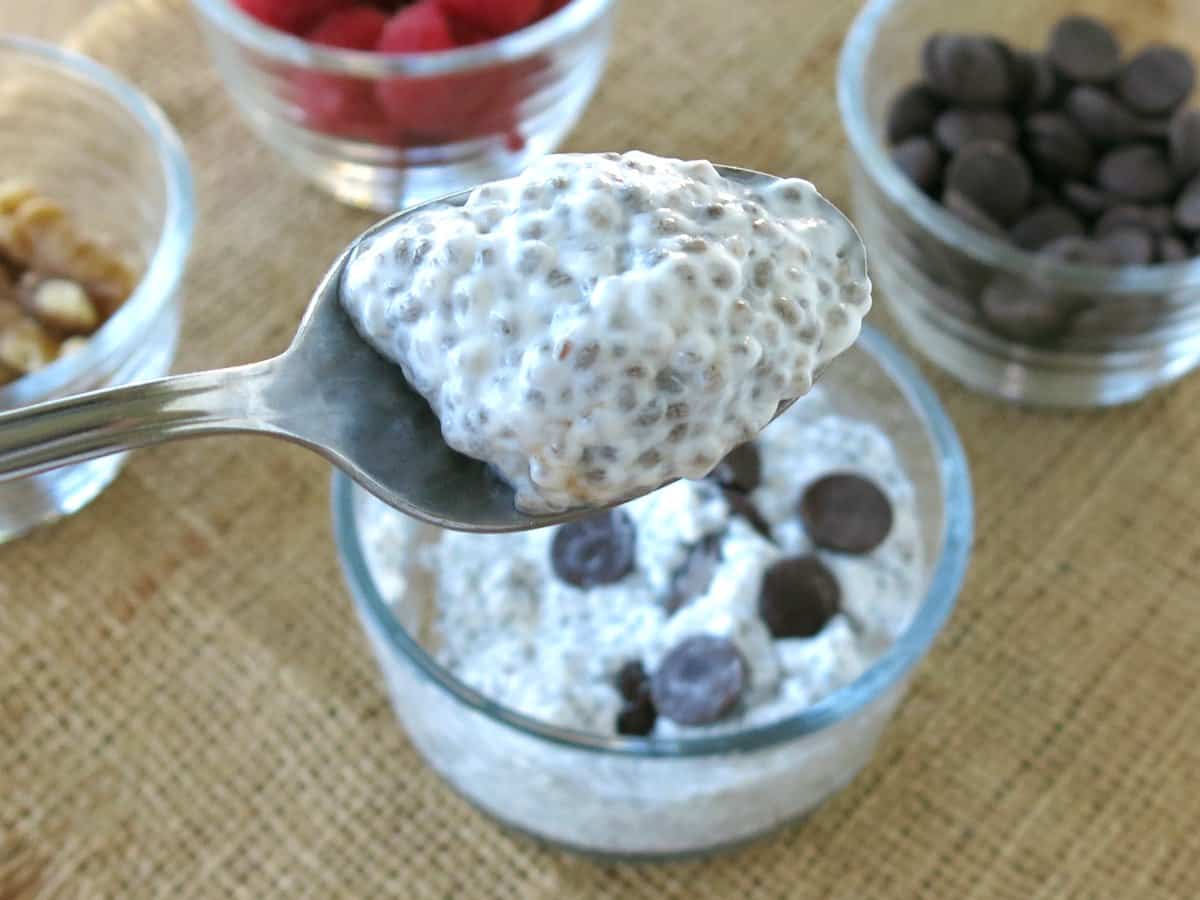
top-left (435, 0), bottom-right (542, 37)
top-left (235, 0), bottom-right (351, 35)
top-left (295, 8), bottom-right (393, 142)
top-left (376, 2), bottom-right (489, 136)
top-left (447, 16), bottom-right (493, 46)
top-left (307, 5), bottom-right (388, 48)
top-left (376, 2), bottom-right (457, 53)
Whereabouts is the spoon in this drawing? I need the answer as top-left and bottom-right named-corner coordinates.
top-left (0, 166), bottom-right (864, 533)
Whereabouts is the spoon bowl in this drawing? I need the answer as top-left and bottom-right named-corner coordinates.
top-left (0, 165), bottom-right (865, 532)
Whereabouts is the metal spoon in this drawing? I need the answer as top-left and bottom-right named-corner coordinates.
top-left (0, 166), bottom-right (864, 533)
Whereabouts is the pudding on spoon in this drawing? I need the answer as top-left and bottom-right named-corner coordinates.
top-left (341, 151), bottom-right (872, 514)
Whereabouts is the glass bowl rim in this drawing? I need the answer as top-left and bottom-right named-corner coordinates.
top-left (0, 36), bottom-right (195, 408)
top-left (331, 325), bottom-right (975, 758)
top-left (189, 0), bottom-right (615, 76)
top-left (837, 0), bottom-right (1200, 297)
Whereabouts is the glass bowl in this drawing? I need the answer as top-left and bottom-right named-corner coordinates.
top-left (839, 0), bottom-right (1200, 407)
top-left (189, 0), bottom-right (616, 212)
top-left (0, 37), bottom-right (194, 543)
top-left (332, 325), bottom-right (974, 859)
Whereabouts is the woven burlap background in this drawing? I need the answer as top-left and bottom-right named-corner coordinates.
top-left (2, 0), bottom-right (1200, 896)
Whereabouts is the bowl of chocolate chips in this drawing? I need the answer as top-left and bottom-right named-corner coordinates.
top-left (840, 0), bottom-right (1200, 407)
top-left (333, 326), bottom-right (973, 858)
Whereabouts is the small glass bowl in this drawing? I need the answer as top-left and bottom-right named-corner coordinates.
top-left (0, 37), bottom-right (194, 543)
top-left (332, 326), bottom-right (973, 859)
top-left (189, 0), bottom-right (616, 212)
top-left (839, 0), bottom-right (1200, 408)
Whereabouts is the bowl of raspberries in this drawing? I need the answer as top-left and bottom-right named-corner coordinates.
top-left (191, 0), bottom-right (615, 210)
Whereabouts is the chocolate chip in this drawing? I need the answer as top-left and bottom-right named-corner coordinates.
top-left (891, 136), bottom-right (943, 195)
top-left (1117, 45), bottom-right (1195, 117)
top-left (933, 108), bottom-right (1018, 154)
top-left (943, 189), bottom-right (1006, 237)
top-left (799, 473), bottom-right (894, 554)
top-left (665, 534), bottom-right (722, 613)
top-left (616, 692), bottom-right (656, 736)
top-left (1047, 16), bottom-right (1122, 84)
top-left (1030, 182), bottom-right (1058, 207)
top-left (1012, 51), bottom-right (1060, 113)
top-left (757, 556), bottom-right (840, 640)
top-left (1157, 234), bottom-right (1191, 263)
top-left (945, 141), bottom-right (1033, 226)
top-left (615, 660), bottom-right (649, 702)
top-left (922, 34), bottom-right (1015, 107)
top-left (1142, 205), bottom-right (1175, 234)
top-left (1095, 204), bottom-right (1171, 236)
top-left (1023, 113), bottom-right (1094, 183)
top-left (1010, 204), bottom-right (1085, 250)
top-left (1096, 144), bottom-right (1175, 203)
top-left (1169, 109), bottom-right (1200, 181)
top-left (980, 276), bottom-right (1074, 342)
top-left (1096, 226), bottom-right (1155, 265)
top-left (709, 441), bottom-right (761, 493)
top-left (550, 510), bottom-right (637, 588)
top-left (1063, 181), bottom-right (1117, 220)
top-left (1042, 235), bottom-right (1113, 265)
top-left (720, 490), bottom-right (771, 541)
top-left (1174, 174), bottom-right (1200, 232)
top-left (887, 82), bottom-right (943, 143)
top-left (651, 635), bottom-right (747, 726)
top-left (1064, 86), bottom-right (1146, 145)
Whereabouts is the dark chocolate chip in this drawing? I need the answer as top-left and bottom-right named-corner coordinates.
top-left (651, 635), bottom-right (748, 726)
top-left (980, 276), bottom-right (1074, 342)
top-left (665, 534), bottom-right (722, 613)
top-left (1047, 15), bottom-right (1122, 84)
top-left (1012, 50), bottom-right (1060, 113)
top-left (945, 141), bottom-right (1033, 226)
top-left (1096, 226), bottom-right (1155, 266)
top-left (1169, 109), bottom-right (1200, 181)
top-left (616, 692), bottom-right (657, 736)
top-left (1010, 204), bottom-right (1085, 250)
top-left (1174, 174), bottom-right (1200, 232)
top-left (922, 33), bottom-right (1015, 107)
top-left (615, 660), bottom-right (649, 702)
top-left (799, 473), bottom-right (894, 554)
top-left (887, 82), bottom-right (943, 143)
top-left (943, 189), bottom-right (1007, 238)
top-left (1064, 86), bottom-right (1146, 145)
top-left (1142, 205), bottom-right (1175, 234)
top-left (1042, 235), bottom-right (1114, 265)
top-left (1096, 144), bottom-right (1175, 203)
top-left (891, 136), bottom-right (943, 195)
top-left (722, 489), bottom-right (772, 539)
top-left (1063, 181), bottom-right (1117, 219)
top-left (550, 509), bottom-right (637, 588)
top-left (1117, 45), bottom-right (1196, 117)
top-left (758, 556), bottom-right (840, 639)
top-left (1095, 204), bottom-right (1171, 236)
top-left (1030, 182), bottom-right (1058, 207)
top-left (709, 441), bottom-right (761, 493)
top-left (1157, 234), bottom-right (1191, 263)
top-left (1023, 113), bottom-right (1095, 182)
top-left (933, 108), bottom-right (1018, 154)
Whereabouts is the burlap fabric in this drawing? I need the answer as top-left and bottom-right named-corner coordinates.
top-left (2, 0), bottom-right (1200, 896)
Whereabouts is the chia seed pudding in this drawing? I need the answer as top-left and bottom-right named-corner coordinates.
top-left (351, 383), bottom-right (929, 853)
top-left (341, 151), bottom-right (871, 513)
top-left (360, 397), bottom-right (922, 741)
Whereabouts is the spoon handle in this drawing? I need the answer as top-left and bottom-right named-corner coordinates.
top-left (0, 360), bottom-right (279, 482)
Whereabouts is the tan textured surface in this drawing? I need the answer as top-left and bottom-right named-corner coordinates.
top-left (3, 0), bottom-right (1200, 896)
